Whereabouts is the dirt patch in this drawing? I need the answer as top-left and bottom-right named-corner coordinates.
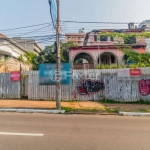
top-left (0, 100), bottom-right (149, 113)
top-left (0, 100), bottom-right (105, 110)
top-left (62, 102), bottom-right (105, 110)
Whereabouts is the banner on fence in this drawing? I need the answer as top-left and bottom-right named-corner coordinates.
top-left (118, 69), bottom-right (141, 80)
top-left (10, 71), bottom-right (21, 82)
top-left (39, 63), bottom-right (71, 85)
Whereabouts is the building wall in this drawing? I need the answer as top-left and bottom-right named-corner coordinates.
top-left (12, 38), bottom-right (42, 55)
top-left (70, 48), bottom-right (124, 67)
top-left (85, 34), bottom-right (145, 46)
top-left (70, 45), bottom-right (146, 68)
top-left (65, 33), bottom-right (86, 46)
top-left (0, 58), bottom-right (31, 73)
top-left (0, 42), bottom-right (25, 58)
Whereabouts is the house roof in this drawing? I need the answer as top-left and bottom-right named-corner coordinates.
top-left (0, 34), bottom-right (5, 37)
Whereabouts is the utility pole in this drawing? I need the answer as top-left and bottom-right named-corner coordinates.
top-left (56, 0), bottom-right (61, 110)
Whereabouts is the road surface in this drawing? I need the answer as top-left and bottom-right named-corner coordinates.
top-left (0, 113), bottom-right (150, 150)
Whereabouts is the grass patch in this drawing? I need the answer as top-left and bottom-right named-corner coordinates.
top-left (135, 108), bottom-right (150, 113)
top-left (61, 106), bottom-right (102, 113)
top-left (61, 106), bottom-right (119, 114)
top-left (61, 107), bottom-right (75, 113)
top-left (100, 99), bottom-right (150, 105)
top-left (105, 108), bottom-right (119, 114)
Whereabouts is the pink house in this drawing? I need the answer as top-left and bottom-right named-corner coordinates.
top-left (69, 29), bottom-right (146, 69)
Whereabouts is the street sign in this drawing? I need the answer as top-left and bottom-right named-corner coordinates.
top-left (10, 71), bottom-right (21, 82)
top-left (118, 69), bottom-right (141, 80)
top-left (39, 63), bottom-right (71, 85)
top-left (48, 0), bottom-right (57, 29)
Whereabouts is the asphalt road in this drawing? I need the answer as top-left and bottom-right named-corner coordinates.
top-left (0, 113), bottom-right (150, 150)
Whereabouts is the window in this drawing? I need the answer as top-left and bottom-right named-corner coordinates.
top-left (78, 42), bottom-right (81, 44)
top-left (111, 55), bottom-right (115, 63)
top-left (94, 35), bottom-right (97, 41)
top-left (124, 35), bottom-right (136, 44)
top-left (78, 37), bottom-right (81, 40)
top-left (68, 37), bottom-right (70, 41)
top-left (100, 35), bottom-right (108, 41)
top-left (110, 37), bottom-right (114, 41)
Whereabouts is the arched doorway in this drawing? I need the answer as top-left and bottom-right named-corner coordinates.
top-left (98, 52), bottom-right (117, 65)
top-left (73, 53), bottom-right (94, 69)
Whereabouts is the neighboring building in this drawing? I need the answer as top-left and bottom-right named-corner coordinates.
top-left (70, 23), bottom-right (146, 69)
top-left (0, 34), bottom-right (27, 61)
top-left (65, 29), bottom-right (86, 46)
top-left (0, 58), bottom-right (31, 73)
top-left (138, 20), bottom-right (150, 30)
top-left (138, 20), bottom-right (150, 52)
top-left (12, 37), bottom-right (43, 55)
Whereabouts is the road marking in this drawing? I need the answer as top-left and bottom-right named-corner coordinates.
top-left (0, 132), bottom-right (44, 136)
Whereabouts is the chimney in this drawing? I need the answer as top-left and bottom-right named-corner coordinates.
top-left (128, 22), bottom-right (135, 29)
top-left (79, 28), bottom-right (84, 33)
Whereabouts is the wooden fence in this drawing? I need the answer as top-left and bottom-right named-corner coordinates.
top-left (0, 73), bottom-right (20, 99)
top-left (0, 68), bottom-right (150, 102)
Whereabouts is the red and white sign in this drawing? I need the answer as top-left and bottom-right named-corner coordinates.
top-left (129, 69), bottom-right (141, 76)
top-left (118, 69), bottom-right (141, 80)
top-left (10, 71), bottom-right (21, 82)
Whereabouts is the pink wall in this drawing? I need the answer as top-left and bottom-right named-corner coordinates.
top-left (70, 48), bottom-right (123, 61)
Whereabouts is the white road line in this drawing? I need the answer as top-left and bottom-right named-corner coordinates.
top-left (0, 132), bottom-right (44, 136)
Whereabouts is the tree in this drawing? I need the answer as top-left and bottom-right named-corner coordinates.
top-left (122, 49), bottom-right (150, 68)
top-left (60, 41), bottom-right (77, 62)
top-left (18, 52), bottom-right (38, 70)
top-left (33, 41), bottom-right (77, 70)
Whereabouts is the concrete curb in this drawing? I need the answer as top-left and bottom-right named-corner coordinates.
top-left (119, 111), bottom-right (150, 116)
top-left (0, 109), bottom-right (65, 114)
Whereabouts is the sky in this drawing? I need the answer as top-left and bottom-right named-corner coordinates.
top-left (0, 0), bottom-right (150, 48)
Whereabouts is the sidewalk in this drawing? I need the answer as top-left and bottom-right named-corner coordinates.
top-left (0, 99), bottom-right (150, 116)
top-left (0, 100), bottom-right (105, 110)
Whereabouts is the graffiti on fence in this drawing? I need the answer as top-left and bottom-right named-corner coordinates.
top-left (72, 90), bottom-right (77, 99)
top-left (139, 79), bottom-right (150, 96)
top-left (77, 80), bottom-right (105, 95)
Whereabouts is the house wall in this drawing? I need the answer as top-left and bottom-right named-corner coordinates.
top-left (0, 43), bottom-right (25, 58)
top-left (70, 48), bottom-right (124, 67)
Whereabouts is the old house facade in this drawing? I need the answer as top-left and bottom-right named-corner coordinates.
top-left (70, 27), bottom-right (146, 69)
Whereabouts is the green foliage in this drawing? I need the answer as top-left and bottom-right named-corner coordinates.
top-left (4, 55), bottom-right (10, 61)
top-left (98, 32), bottom-right (150, 41)
top-left (95, 65), bottom-right (125, 69)
top-left (97, 31), bottom-right (150, 68)
top-left (24, 52), bottom-right (38, 65)
top-left (18, 54), bottom-right (25, 62)
top-left (76, 58), bottom-right (83, 63)
top-left (18, 42), bottom-right (76, 70)
top-left (122, 49), bottom-right (150, 68)
top-left (60, 41), bottom-right (77, 62)
top-left (33, 41), bottom-right (77, 70)
top-left (18, 52), bottom-right (38, 70)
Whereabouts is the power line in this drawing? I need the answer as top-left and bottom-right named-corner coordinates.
top-left (18, 25), bottom-right (51, 37)
top-left (61, 21), bottom-right (140, 24)
top-left (0, 21), bottom-right (140, 32)
top-left (0, 23), bottom-right (52, 32)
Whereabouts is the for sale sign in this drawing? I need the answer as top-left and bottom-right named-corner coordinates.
top-left (10, 71), bottom-right (21, 82)
top-left (118, 69), bottom-right (141, 81)
top-left (130, 69), bottom-right (141, 76)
